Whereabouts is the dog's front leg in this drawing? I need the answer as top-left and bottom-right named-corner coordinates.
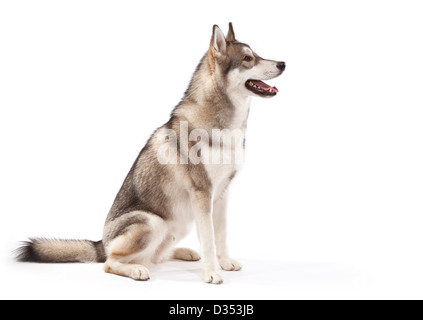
top-left (190, 190), bottom-right (223, 284)
top-left (213, 193), bottom-right (243, 271)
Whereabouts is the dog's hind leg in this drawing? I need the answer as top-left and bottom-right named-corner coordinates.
top-left (103, 222), bottom-right (152, 280)
top-left (103, 211), bottom-right (169, 281)
top-left (104, 254), bottom-right (151, 281)
top-left (173, 248), bottom-right (201, 261)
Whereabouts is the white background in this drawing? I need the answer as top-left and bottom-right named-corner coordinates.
top-left (1, 0), bottom-right (422, 300)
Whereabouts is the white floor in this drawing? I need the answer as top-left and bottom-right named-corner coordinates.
top-left (2, 252), bottom-right (422, 300)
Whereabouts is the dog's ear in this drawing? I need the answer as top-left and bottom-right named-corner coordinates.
top-left (226, 22), bottom-right (236, 42)
top-left (210, 25), bottom-right (227, 58)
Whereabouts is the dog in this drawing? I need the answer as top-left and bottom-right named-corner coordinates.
top-left (16, 23), bottom-right (285, 284)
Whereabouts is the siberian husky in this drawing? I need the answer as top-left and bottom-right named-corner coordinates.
top-left (16, 23), bottom-right (285, 284)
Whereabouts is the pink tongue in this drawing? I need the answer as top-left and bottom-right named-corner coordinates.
top-left (251, 80), bottom-right (279, 93)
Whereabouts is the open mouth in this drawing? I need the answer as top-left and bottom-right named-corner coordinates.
top-left (245, 80), bottom-right (279, 97)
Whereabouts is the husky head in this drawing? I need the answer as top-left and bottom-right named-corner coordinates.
top-left (209, 23), bottom-right (285, 99)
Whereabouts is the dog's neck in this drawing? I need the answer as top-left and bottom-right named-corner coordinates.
top-left (175, 54), bottom-right (250, 130)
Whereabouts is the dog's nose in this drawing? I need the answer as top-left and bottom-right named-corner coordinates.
top-left (277, 61), bottom-right (286, 72)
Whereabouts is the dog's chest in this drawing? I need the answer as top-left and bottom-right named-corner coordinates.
top-left (202, 131), bottom-right (246, 197)
top-left (204, 162), bottom-right (240, 198)
top-left (206, 102), bottom-right (249, 194)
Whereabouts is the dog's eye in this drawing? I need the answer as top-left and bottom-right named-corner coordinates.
top-left (243, 56), bottom-right (253, 62)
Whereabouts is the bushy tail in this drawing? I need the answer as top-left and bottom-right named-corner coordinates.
top-left (15, 238), bottom-right (106, 263)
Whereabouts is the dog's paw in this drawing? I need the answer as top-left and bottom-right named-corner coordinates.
top-left (219, 257), bottom-right (242, 271)
top-left (203, 269), bottom-right (224, 284)
top-left (173, 248), bottom-right (201, 261)
top-left (129, 264), bottom-right (151, 281)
